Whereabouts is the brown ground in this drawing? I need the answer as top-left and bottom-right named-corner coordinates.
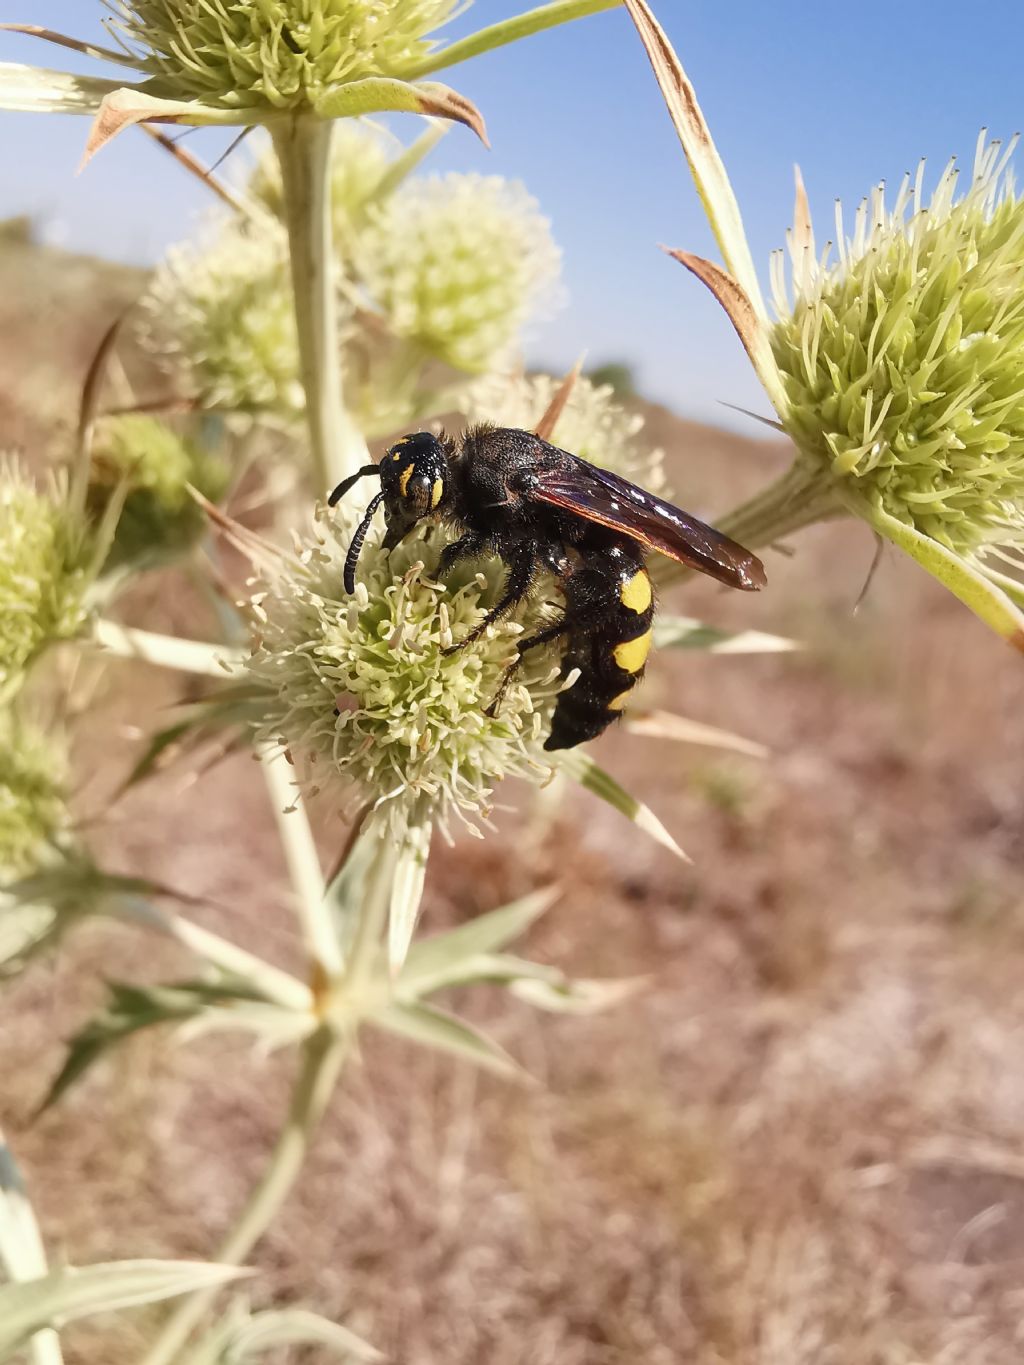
top-left (2, 238), bottom-right (1024, 1364)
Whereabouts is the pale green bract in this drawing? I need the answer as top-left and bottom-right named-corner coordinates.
top-left (108, 0), bottom-right (462, 111)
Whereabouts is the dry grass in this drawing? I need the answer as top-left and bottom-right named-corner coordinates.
top-left (3, 240), bottom-right (1024, 1364)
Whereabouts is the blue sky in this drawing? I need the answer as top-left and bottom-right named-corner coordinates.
top-left (1, 2), bottom-right (1022, 428)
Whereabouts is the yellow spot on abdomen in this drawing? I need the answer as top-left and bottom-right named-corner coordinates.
top-left (608, 687), bottom-right (634, 711)
top-left (613, 627), bottom-right (653, 675)
top-left (430, 478), bottom-right (444, 509)
top-left (399, 463), bottom-right (414, 496)
top-left (619, 568), bottom-right (652, 614)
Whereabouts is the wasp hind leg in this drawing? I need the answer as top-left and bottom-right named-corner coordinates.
top-left (484, 617), bottom-right (571, 717)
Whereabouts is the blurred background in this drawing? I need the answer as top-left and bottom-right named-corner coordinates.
top-left (2, 4), bottom-right (1024, 1363)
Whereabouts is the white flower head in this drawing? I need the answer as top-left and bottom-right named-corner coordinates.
top-left (246, 507), bottom-right (567, 838)
top-left (356, 174), bottom-right (562, 373)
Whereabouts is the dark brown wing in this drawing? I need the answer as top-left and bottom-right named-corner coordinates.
top-left (531, 451), bottom-right (766, 590)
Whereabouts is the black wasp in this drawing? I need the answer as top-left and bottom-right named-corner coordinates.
top-left (329, 425), bottom-right (765, 751)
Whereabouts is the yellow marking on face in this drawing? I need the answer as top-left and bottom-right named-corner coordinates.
top-left (399, 463), bottom-right (414, 497)
top-left (391, 450), bottom-right (403, 461)
top-left (430, 478), bottom-right (444, 509)
top-left (619, 568), bottom-right (652, 614)
top-left (613, 627), bottom-right (653, 676)
top-left (608, 687), bottom-right (634, 711)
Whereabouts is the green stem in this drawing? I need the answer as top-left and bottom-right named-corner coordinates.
top-left (138, 1026), bottom-right (348, 1365)
top-left (271, 116), bottom-right (368, 493)
top-left (409, 0), bottom-right (622, 77)
top-left (656, 460), bottom-right (847, 588)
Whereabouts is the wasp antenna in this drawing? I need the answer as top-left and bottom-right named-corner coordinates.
top-left (344, 490), bottom-right (386, 593)
top-left (328, 464), bottom-right (380, 507)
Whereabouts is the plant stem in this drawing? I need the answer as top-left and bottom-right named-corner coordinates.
top-left (272, 116), bottom-right (368, 494)
top-left (261, 750), bottom-right (343, 981)
top-left (138, 1025), bottom-right (348, 1365)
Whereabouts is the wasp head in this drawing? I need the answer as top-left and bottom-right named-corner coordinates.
top-left (378, 431), bottom-right (450, 550)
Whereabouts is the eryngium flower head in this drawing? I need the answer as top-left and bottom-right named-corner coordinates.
top-left (770, 136), bottom-right (1024, 603)
top-left (466, 372), bottom-right (668, 492)
top-left (0, 714), bottom-right (68, 880)
top-left (109, 0), bottom-right (461, 112)
top-left (89, 416), bottom-right (229, 570)
top-left (246, 510), bottom-right (564, 836)
top-left (356, 174), bottom-right (561, 372)
top-left (144, 212), bottom-right (303, 415)
top-left (0, 461), bottom-right (89, 694)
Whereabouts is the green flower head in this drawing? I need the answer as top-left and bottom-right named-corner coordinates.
top-left (356, 174), bottom-right (562, 372)
top-left (144, 212), bottom-right (303, 415)
top-left (773, 138), bottom-right (1024, 566)
top-left (0, 713), bottom-right (68, 881)
top-left (109, 0), bottom-right (462, 112)
top-left (89, 415), bottom-right (229, 570)
top-left (0, 460), bottom-right (91, 695)
top-left (246, 507), bottom-right (566, 837)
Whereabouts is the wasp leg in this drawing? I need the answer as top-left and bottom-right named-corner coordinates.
top-left (443, 543), bottom-right (537, 655)
top-left (485, 617), bottom-right (571, 717)
top-left (436, 532), bottom-right (488, 578)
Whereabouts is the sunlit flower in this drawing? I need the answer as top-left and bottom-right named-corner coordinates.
top-left (465, 372), bottom-right (667, 491)
top-left (109, 0), bottom-right (462, 112)
top-left (246, 509), bottom-right (566, 837)
top-left (356, 174), bottom-right (562, 372)
top-left (768, 143), bottom-right (1024, 595)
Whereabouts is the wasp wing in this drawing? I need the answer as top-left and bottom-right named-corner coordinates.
top-left (530, 449), bottom-right (766, 590)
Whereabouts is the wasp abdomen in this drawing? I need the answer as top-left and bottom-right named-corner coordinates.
top-left (544, 549), bottom-right (654, 752)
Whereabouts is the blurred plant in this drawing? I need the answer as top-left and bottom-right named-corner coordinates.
top-left (0, 459), bottom-right (106, 700)
top-left (146, 125), bottom-right (562, 440)
top-left (0, 714), bottom-right (68, 881)
top-left (627, 0), bottom-right (1024, 651)
top-left (467, 370), bottom-right (665, 489)
top-left (89, 415), bottom-right (230, 571)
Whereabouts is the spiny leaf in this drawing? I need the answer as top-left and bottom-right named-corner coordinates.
top-left (370, 1002), bottom-right (528, 1081)
top-left (654, 615), bottom-right (800, 654)
top-left (0, 1260), bottom-right (249, 1357)
top-left (558, 750), bottom-right (689, 861)
top-left (0, 62), bottom-right (121, 115)
top-left (312, 78), bottom-right (487, 145)
top-left (400, 888), bottom-right (559, 995)
top-left (41, 979), bottom-right (267, 1111)
top-left (625, 709), bottom-right (768, 759)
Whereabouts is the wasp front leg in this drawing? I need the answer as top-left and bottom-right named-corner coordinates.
top-left (442, 542), bottom-right (539, 655)
top-left (436, 531), bottom-right (489, 579)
